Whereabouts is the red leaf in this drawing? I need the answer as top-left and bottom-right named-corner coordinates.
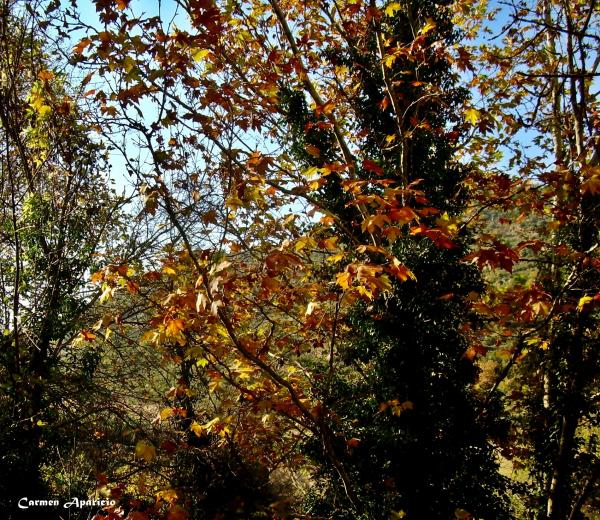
top-left (362, 159), bottom-right (383, 175)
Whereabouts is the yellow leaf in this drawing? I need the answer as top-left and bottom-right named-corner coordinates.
top-left (356, 285), bottom-right (374, 300)
top-left (156, 488), bottom-right (179, 504)
top-left (327, 252), bottom-right (345, 264)
top-left (99, 285), bottom-right (114, 303)
top-left (190, 421), bottom-right (204, 436)
top-left (202, 417), bottom-right (220, 432)
top-left (323, 237), bottom-right (338, 250)
top-left (167, 318), bottom-right (185, 336)
top-left (336, 271), bottom-right (352, 290)
top-left (464, 107), bottom-right (480, 126)
top-left (384, 52), bottom-right (398, 68)
top-left (226, 196), bottom-right (244, 211)
top-left (135, 440), bottom-right (156, 462)
top-left (361, 214), bottom-right (390, 233)
top-left (435, 212), bottom-right (459, 235)
top-left (123, 56), bottom-right (136, 73)
top-left (385, 2), bottom-right (402, 16)
top-left (295, 236), bottom-right (316, 252)
top-left (160, 408), bottom-right (173, 421)
top-left (303, 166), bottom-right (319, 178)
top-left (419, 18), bottom-right (437, 35)
top-left (373, 273), bottom-right (393, 293)
top-left (192, 49), bottom-right (210, 62)
top-left (37, 105), bottom-right (52, 118)
top-left (163, 266), bottom-right (177, 276)
top-left (577, 295), bottom-right (593, 311)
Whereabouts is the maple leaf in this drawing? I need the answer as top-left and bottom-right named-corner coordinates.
top-left (419, 18), bottom-right (437, 35)
top-left (166, 318), bottom-right (185, 339)
top-left (80, 330), bottom-right (96, 342)
top-left (126, 512), bottom-right (149, 520)
top-left (362, 159), bottom-right (384, 174)
top-left (385, 2), bottom-right (402, 16)
top-left (336, 271), bottom-right (352, 290)
top-left (346, 438), bottom-right (361, 448)
top-left (73, 38), bottom-right (93, 55)
top-left (37, 69), bottom-right (54, 82)
top-left (463, 107), bottom-right (480, 126)
top-left (389, 207), bottom-right (418, 225)
top-left (135, 440), bottom-right (156, 462)
top-left (581, 175), bottom-right (600, 195)
top-left (192, 48), bottom-right (210, 62)
top-left (361, 214), bottom-right (390, 233)
top-left (304, 144), bottom-right (321, 157)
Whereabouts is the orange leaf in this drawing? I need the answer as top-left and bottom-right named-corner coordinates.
top-left (73, 38), bottom-right (92, 55)
top-left (166, 318), bottom-right (185, 338)
top-left (305, 144), bottom-right (321, 157)
top-left (81, 330), bottom-right (96, 342)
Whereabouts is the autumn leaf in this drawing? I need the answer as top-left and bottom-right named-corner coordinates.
top-left (192, 48), bottom-right (210, 62)
top-left (419, 18), bottom-right (437, 35)
top-left (159, 408), bottom-right (174, 421)
top-left (385, 2), bottom-right (402, 16)
top-left (37, 69), bottom-right (54, 81)
top-left (336, 271), bottom-right (352, 290)
top-left (362, 159), bottom-right (383, 174)
top-left (73, 38), bottom-right (92, 55)
top-left (577, 295), bottom-right (593, 312)
top-left (80, 330), bottom-right (96, 342)
top-left (167, 505), bottom-right (188, 520)
top-left (463, 107), bottom-right (480, 126)
top-left (135, 440), bottom-right (156, 462)
top-left (305, 301), bottom-right (320, 316)
top-left (304, 144), bottom-right (321, 157)
top-left (361, 214), bottom-right (390, 233)
top-left (163, 266), bottom-right (177, 276)
top-left (190, 421), bottom-right (204, 437)
top-left (581, 175), bottom-right (600, 195)
top-left (166, 318), bottom-right (185, 338)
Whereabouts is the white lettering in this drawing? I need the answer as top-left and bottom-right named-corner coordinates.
top-left (64, 498), bottom-right (79, 508)
top-left (17, 498), bottom-right (60, 508)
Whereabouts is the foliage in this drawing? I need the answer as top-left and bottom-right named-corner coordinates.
top-left (0, 1), bottom-right (125, 516)
top-left (0, 0), bottom-right (598, 518)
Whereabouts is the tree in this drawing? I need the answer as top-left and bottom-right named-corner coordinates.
top-left (279, 0), bottom-right (509, 517)
top-left (454, 0), bottom-right (600, 516)
top-left (0, 1), bottom-right (125, 516)
top-left (69, 0), bottom-right (509, 517)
